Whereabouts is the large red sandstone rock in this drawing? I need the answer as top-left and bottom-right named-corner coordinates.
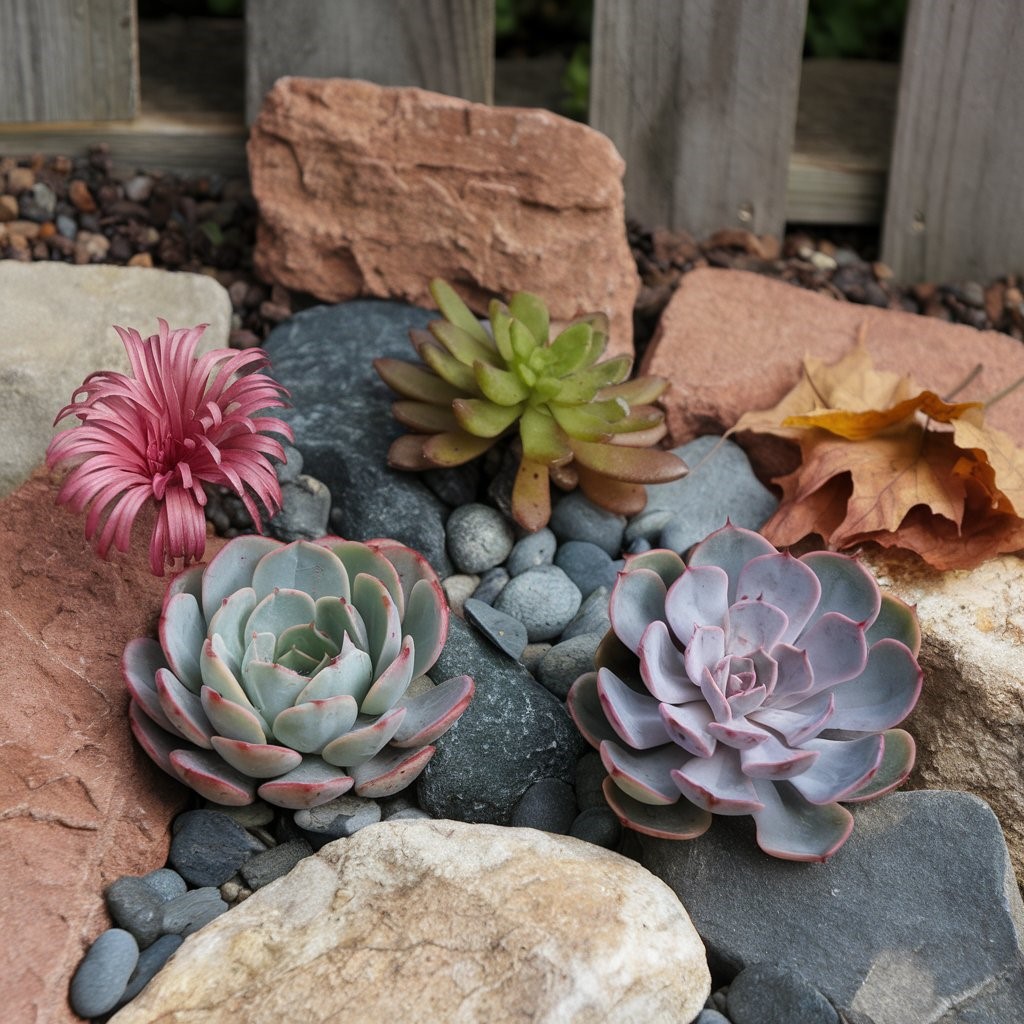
top-left (643, 268), bottom-right (1024, 475)
top-left (249, 78), bottom-right (639, 358)
top-left (0, 471), bottom-right (217, 1024)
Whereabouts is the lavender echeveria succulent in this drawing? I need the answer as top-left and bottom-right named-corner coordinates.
top-left (125, 535), bottom-right (474, 809)
top-left (567, 524), bottom-right (923, 861)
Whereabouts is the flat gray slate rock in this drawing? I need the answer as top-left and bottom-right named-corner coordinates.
top-left (626, 435), bottom-right (777, 551)
top-left (263, 300), bottom-right (452, 575)
top-left (463, 597), bottom-right (528, 661)
top-left (640, 791), bottom-right (1024, 1024)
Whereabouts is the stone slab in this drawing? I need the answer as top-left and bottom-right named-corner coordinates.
top-left (0, 470), bottom-right (215, 1024)
top-left (0, 263), bottom-right (231, 497)
top-left (864, 549), bottom-right (1024, 888)
top-left (111, 820), bottom-right (710, 1024)
top-left (249, 77), bottom-right (639, 358)
top-left (643, 268), bottom-right (1024, 475)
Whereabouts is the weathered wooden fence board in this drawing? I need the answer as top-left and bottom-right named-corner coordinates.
top-left (882, 0), bottom-right (1024, 282)
top-left (589, 0), bottom-right (808, 239)
top-left (0, 0), bottom-right (137, 122)
top-left (245, 0), bottom-right (494, 124)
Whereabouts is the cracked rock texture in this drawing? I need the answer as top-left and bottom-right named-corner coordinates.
top-left (0, 263), bottom-right (230, 498)
top-left (643, 268), bottom-right (1024, 475)
top-left (248, 77), bottom-right (639, 358)
top-left (109, 820), bottom-right (710, 1024)
top-left (864, 550), bottom-right (1024, 887)
top-left (0, 470), bottom-right (208, 1024)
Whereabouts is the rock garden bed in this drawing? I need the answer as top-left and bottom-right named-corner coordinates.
top-left (3, 78), bottom-right (1024, 1024)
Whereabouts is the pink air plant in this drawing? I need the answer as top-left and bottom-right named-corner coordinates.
top-left (46, 319), bottom-right (294, 576)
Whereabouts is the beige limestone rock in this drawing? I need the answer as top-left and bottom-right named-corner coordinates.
top-left (111, 819), bottom-right (710, 1024)
top-left (642, 268), bottom-right (1024, 476)
top-left (864, 549), bottom-right (1024, 886)
top-left (248, 77), bottom-right (639, 359)
top-left (0, 470), bottom-right (216, 1024)
top-left (0, 263), bottom-right (231, 497)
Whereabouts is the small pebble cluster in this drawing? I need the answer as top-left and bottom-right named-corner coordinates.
top-left (0, 148), bottom-right (291, 349)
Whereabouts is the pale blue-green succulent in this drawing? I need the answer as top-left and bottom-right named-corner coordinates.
top-left (125, 535), bottom-right (473, 809)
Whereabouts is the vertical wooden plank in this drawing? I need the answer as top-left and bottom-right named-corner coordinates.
top-left (245, 0), bottom-right (494, 124)
top-left (590, 0), bottom-right (807, 238)
top-left (0, 0), bottom-right (137, 122)
top-left (882, 0), bottom-right (1024, 283)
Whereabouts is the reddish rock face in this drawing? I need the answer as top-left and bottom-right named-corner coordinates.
top-left (0, 471), bottom-right (217, 1023)
top-left (248, 77), bottom-right (639, 359)
top-left (643, 268), bottom-right (1024, 476)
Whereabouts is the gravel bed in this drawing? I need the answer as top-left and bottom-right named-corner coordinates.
top-left (3, 147), bottom-right (1023, 362)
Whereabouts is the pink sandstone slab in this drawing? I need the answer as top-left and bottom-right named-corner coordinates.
top-left (642, 268), bottom-right (1024, 475)
top-left (248, 77), bottom-right (639, 358)
top-left (0, 470), bottom-right (218, 1024)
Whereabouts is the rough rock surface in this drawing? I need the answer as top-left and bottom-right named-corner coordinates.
top-left (644, 268), bottom-right (1024, 473)
top-left (110, 820), bottom-right (710, 1024)
top-left (418, 616), bottom-right (584, 823)
top-left (249, 77), bottom-right (639, 357)
top-left (262, 300), bottom-right (453, 575)
top-left (863, 549), bottom-right (1024, 886)
top-left (0, 470), bottom-right (204, 1024)
top-left (641, 791), bottom-right (1024, 1024)
top-left (0, 263), bottom-right (231, 497)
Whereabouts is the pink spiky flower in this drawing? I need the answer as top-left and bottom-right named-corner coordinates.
top-left (46, 319), bottom-right (294, 576)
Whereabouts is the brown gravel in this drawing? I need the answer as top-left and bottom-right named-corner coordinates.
top-left (3, 146), bottom-right (1022, 357)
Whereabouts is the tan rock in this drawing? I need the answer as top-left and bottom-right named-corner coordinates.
top-left (0, 263), bottom-right (231, 497)
top-left (111, 820), bottom-right (710, 1024)
top-left (864, 549), bottom-right (1024, 886)
top-left (0, 470), bottom-right (212, 1024)
top-left (249, 77), bottom-right (639, 358)
top-left (643, 268), bottom-right (1024, 475)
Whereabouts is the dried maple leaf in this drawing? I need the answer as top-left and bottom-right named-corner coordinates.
top-left (731, 343), bottom-right (1024, 569)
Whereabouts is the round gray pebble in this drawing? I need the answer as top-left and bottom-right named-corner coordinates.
top-left (446, 503), bottom-right (515, 572)
top-left (105, 876), bottom-right (166, 949)
top-left (554, 540), bottom-right (618, 598)
top-left (493, 565), bottom-right (581, 641)
top-left (70, 928), bottom-right (139, 1018)
top-left (170, 809), bottom-right (267, 887)
top-left (560, 585), bottom-right (612, 641)
top-left (510, 778), bottom-right (578, 834)
top-left (695, 1010), bottom-right (732, 1024)
top-left (275, 443), bottom-right (304, 484)
top-left (506, 528), bottom-right (557, 575)
top-left (471, 566), bottom-right (509, 605)
top-left (537, 632), bottom-right (602, 700)
top-left (549, 491), bottom-right (626, 555)
top-left (519, 642), bottom-right (551, 674)
top-left (727, 963), bottom-right (839, 1024)
top-left (117, 934), bottom-right (182, 1007)
top-left (139, 867), bottom-right (188, 902)
top-left (569, 806), bottom-right (622, 849)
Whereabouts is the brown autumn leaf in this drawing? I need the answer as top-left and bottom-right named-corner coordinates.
top-left (734, 343), bottom-right (1024, 569)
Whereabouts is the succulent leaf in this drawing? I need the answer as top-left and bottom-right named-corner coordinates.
top-left (508, 291), bottom-right (550, 345)
top-left (567, 523), bottom-right (922, 861)
top-left (422, 431), bottom-right (497, 467)
top-left (123, 536), bottom-right (473, 809)
top-left (429, 279), bottom-right (492, 347)
top-left (392, 400), bottom-right (462, 434)
top-left (453, 398), bottom-right (524, 438)
top-left (374, 358), bottom-right (464, 404)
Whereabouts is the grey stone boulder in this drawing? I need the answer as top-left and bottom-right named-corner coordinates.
top-left (1, 263), bottom-right (230, 497)
top-left (640, 791), bottom-right (1024, 1024)
top-left (263, 300), bottom-right (452, 575)
top-left (418, 616), bottom-right (585, 824)
top-left (625, 435), bottom-right (777, 552)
